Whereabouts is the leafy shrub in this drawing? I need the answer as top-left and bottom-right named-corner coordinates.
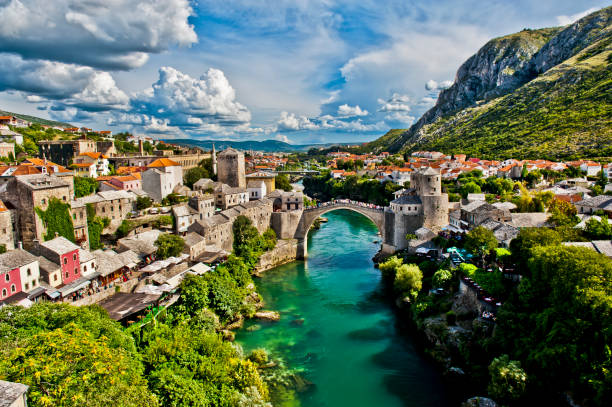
top-left (394, 264), bottom-right (423, 299)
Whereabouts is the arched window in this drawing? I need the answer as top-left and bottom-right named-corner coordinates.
top-left (10, 284), bottom-right (16, 293)
top-left (1, 288), bottom-right (6, 297)
top-left (4, 274), bottom-right (9, 282)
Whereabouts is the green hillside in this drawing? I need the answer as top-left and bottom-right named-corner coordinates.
top-left (407, 45), bottom-right (612, 160)
top-left (0, 109), bottom-right (72, 128)
top-left (368, 7), bottom-right (612, 160)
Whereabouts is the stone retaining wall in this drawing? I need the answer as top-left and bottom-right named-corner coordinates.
top-left (71, 277), bottom-right (140, 306)
top-left (255, 239), bottom-right (298, 274)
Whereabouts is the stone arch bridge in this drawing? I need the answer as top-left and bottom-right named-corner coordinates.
top-left (296, 200), bottom-right (387, 258)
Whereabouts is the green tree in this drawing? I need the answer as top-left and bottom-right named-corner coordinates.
top-left (584, 217), bottom-right (612, 239)
top-left (136, 196), bottom-right (153, 210)
top-left (74, 176), bottom-right (98, 197)
top-left (465, 226), bottom-right (498, 258)
top-left (432, 269), bottom-right (453, 289)
top-left (460, 181), bottom-right (481, 198)
top-left (86, 203), bottom-right (106, 250)
top-left (488, 355), bottom-right (527, 403)
top-left (35, 197), bottom-right (75, 242)
top-left (509, 228), bottom-right (562, 272)
top-left (393, 264), bottom-right (423, 299)
top-left (275, 174), bottom-right (293, 192)
top-left (184, 166), bottom-right (211, 188)
top-left (378, 255), bottom-right (403, 280)
top-left (155, 234), bottom-right (185, 259)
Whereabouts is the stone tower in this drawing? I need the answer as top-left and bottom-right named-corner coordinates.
top-left (383, 167), bottom-right (448, 251)
top-left (217, 148), bottom-right (246, 188)
top-left (211, 143), bottom-right (217, 175)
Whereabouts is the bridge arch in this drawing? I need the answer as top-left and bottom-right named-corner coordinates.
top-left (296, 203), bottom-right (386, 259)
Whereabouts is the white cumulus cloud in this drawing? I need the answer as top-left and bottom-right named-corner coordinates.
top-left (134, 67), bottom-right (251, 125)
top-left (378, 93), bottom-right (411, 112)
top-left (425, 79), bottom-right (453, 91)
top-left (337, 104), bottom-right (368, 117)
top-left (0, 53), bottom-right (128, 110)
top-left (0, 0), bottom-right (197, 70)
top-left (276, 111), bottom-right (319, 131)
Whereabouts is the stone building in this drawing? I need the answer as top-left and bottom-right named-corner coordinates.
top-left (383, 167), bottom-right (449, 251)
top-left (0, 175), bottom-right (84, 250)
top-left (73, 190), bottom-right (135, 232)
top-left (37, 255), bottom-right (62, 288)
top-left (141, 158), bottom-right (183, 202)
top-left (189, 193), bottom-right (215, 220)
top-left (0, 200), bottom-right (15, 250)
top-left (214, 183), bottom-right (249, 210)
top-left (246, 171), bottom-right (275, 193)
top-left (38, 138), bottom-right (99, 167)
top-left (217, 148), bottom-right (246, 188)
top-left (247, 180), bottom-right (267, 200)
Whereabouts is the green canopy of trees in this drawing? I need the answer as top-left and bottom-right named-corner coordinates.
top-left (74, 176), bottom-right (98, 198)
top-left (155, 234), bottom-right (185, 259)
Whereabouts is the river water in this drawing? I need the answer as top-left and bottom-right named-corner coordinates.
top-left (236, 210), bottom-right (451, 407)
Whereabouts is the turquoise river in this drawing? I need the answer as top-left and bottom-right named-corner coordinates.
top-left (236, 210), bottom-right (453, 407)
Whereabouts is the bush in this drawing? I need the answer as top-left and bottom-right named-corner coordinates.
top-left (458, 262), bottom-right (478, 277)
top-left (393, 264), bottom-right (423, 299)
top-left (379, 255), bottom-right (403, 280)
top-left (432, 269), bottom-right (453, 289)
top-left (136, 196), bottom-right (152, 210)
top-left (154, 234), bottom-right (185, 259)
top-left (488, 355), bottom-right (527, 403)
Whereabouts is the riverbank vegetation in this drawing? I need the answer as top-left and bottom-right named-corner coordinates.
top-left (379, 225), bottom-right (612, 406)
top-left (0, 215), bottom-right (282, 407)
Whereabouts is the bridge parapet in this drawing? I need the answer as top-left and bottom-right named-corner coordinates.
top-left (296, 200), bottom-right (388, 258)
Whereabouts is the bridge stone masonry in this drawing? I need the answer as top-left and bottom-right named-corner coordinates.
top-left (296, 200), bottom-right (387, 258)
top-left (291, 167), bottom-right (449, 259)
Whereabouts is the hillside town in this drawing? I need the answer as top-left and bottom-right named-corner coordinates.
top-left (0, 115), bottom-right (611, 407)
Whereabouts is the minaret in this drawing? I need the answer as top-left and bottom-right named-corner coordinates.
top-left (212, 143), bottom-right (217, 175)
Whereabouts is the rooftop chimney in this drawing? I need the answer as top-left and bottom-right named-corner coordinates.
top-left (17, 241), bottom-right (22, 250)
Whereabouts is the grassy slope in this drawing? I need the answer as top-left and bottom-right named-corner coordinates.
top-left (0, 109), bottom-right (72, 128)
top-left (404, 40), bottom-right (612, 160)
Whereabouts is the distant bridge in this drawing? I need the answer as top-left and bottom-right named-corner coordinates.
top-left (275, 169), bottom-right (321, 175)
top-left (296, 200), bottom-right (387, 258)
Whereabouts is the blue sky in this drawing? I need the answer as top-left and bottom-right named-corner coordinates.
top-left (0, 0), bottom-right (608, 144)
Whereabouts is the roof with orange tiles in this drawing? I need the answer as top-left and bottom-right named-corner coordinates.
top-left (113, 175), bottom-right (140, 182)
top-left (0, 116), bottom-right (14, 120)
top-left (147, 158), bottom-right (180, 167)
top-left (72, 163), bottom-right (93, 168)
top-left (79, 152), bottom-right (107, 159)
top-left (24, 158), bottom-right (72, 173)
top-left (116, 166), bottom-right (146, 174)
top-left (0, 165), bottom-right (42, 176)
top-left (0, 200), bottom-right (7, 212)
top-left (95, 176), bottom-right (113, 181)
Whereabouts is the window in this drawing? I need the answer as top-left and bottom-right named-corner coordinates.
top-left (54, 274), bottom-right (58, 281)
top-left (11, 284), bottom-right (16, 293)
top-left (73, 254), bottom-right (77, 261)
top-left (1, 288), bottom-right (5, 297)
top-left (84, 265), bottom-right (87, 272)
top-left (73, 213), bottom-right (76, 220)
top-left (25, 283), bottom-right (29, 290)
top-left (27, 268), bottom-right (31, 276)
top-left (4, 274), bottom-right (8, 282)
top-left (41, 198), bottom-right (46, 205)
top-left (63, 196), bottom-right (67, 201)
top-left (74, 268), bottom-right (78, 275)
top-left (64, 257), bottom-right (68, 265)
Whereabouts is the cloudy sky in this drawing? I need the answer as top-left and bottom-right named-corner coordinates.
top-left (0, 0), bottom-right (608, 144)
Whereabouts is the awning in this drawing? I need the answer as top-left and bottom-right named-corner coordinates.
top-left (46, 290), bottom-right (61, 299)
top-left (58, 280), bottom-right (91, 297)
top-left (26, 286), bottom-right (47, 299)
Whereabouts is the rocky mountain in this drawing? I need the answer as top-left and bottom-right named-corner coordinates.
top-left (370, 6), bottom-right (612, 160)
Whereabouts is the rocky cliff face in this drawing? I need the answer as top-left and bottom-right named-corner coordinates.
top-left (379, 6), bottom-right (612, 154)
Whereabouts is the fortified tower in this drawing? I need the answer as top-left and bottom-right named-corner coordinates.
top-left (217, 148), bottom-right (246, 188)
top-left (383, 167), bottom-right (448, 251)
